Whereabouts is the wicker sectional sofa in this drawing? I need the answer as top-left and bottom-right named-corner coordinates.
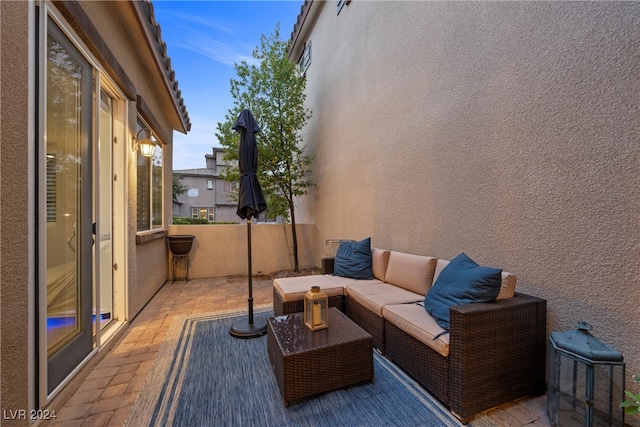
top-left (272, 248), bottom-right (547, 423)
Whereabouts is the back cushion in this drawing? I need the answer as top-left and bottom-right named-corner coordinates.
top-left (333, 237), bottom-right (373, 280)
top-left (371, 247), bottom-right (390, 281)
top-left (498, 272), bottom-right (516, 299)
top-left (432, 259), bottom-right (517, 299)
top-left (384, 251), bottom-right (437, 296)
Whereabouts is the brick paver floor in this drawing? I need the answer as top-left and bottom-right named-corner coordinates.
top-left (44, 276), bottom-right (550, 427)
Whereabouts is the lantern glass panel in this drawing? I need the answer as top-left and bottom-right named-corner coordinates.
top-left (548, 338), bottom-right (625, 427)
top-left (303, 286), bottom-right (328, 331)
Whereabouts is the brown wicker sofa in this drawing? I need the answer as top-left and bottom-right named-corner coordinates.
top-left (272, 248), bottom-right (547, 423)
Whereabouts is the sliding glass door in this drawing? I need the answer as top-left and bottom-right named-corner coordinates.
top-left (45, 18), bottom-right (93, 394)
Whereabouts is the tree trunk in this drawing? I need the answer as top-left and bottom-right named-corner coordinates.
top-left (289, 201), bottom-right (299, 272)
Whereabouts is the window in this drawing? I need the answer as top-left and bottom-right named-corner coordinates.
top-left (337, 0), bottom-right (350, 15)
top-left (136, 120), bottom-right (163, 231)
top-left (207, 179), bottom-right (213, 190)
top-left (224, 181), bottom-right (238, 193)
top-left (191, 207), bottom-right (214, 221)
top-left (298, 41), bottom-right (311, 76)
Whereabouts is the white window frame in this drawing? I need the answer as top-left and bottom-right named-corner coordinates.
top-left (298, 41), bottom-right (311, 76)
top-left (136, 118), bottom-right (163, 232)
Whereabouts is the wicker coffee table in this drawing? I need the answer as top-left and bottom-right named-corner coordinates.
top-left (267, 307), bottom-right (373, 406)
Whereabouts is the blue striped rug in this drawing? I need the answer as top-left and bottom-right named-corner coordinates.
top-left (127, 308), bottom-right (490, 427)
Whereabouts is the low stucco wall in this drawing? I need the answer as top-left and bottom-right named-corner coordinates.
top-left (130, 234), bottom-right (169, 319)
top-left (168, 224), bottom-right (316, 279)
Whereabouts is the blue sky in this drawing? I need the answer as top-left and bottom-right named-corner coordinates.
top-left (152, 1), bottom-right (303, 170)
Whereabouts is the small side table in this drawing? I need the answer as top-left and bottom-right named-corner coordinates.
top-left (171, 254), bottom-right (191, 283)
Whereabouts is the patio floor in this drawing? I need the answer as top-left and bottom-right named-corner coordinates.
top-left (46, 276), bottom-right (551, 427)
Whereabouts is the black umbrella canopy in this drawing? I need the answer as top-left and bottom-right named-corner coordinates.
top-left (233, 109), bottom-right (267, 220)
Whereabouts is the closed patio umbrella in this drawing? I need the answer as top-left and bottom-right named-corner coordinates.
top-left (230, 109), bottom-right (268, 338)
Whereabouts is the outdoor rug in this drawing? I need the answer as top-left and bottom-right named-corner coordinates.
top-left (127, 308), bottom-right (492, 427)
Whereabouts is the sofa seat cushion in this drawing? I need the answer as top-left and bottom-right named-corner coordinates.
top-left (273, 275), bottom-right (345, 302)
top-left (326, 276), bottom-right (385, 288)
top-left (433, 259), bottom-right (517, 300)
top-left (346, 283), bottom-right (423, 316)
top-left (383, 303), bottom-right (450, 357)
top-left (384, 251), bottom-right (437, 296)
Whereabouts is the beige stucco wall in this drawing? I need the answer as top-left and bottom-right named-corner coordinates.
top-left (75, 0), bottom-right (178, 320)
top-left (132, 233), bottom-right (169, 317)
top-left (0, 1), bottom-right (185, 419)
top-left (1, 1), bottom-right (31, 421)
top-left (296, 0), bottom-right (640, 389)
top-left (168, 224), bottom-right (316, 279)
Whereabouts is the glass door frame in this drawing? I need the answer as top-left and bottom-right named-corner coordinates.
top-left (94, 81), bottom-right (129, 347)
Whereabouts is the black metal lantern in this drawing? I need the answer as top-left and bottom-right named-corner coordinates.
top-left (548, 322), bottom-right (625, 427)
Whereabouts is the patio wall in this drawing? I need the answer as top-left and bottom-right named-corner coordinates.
top-left (167, 223), bottom-right (317, 279)
top-left (291, 0), bottom-right (640, 396)
top-left (1, 0), bottom-right (31, 417)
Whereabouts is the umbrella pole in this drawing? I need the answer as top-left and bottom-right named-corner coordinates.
top-left (247, 219), bottom-right (254, 324)
top-left (229, 218), bottom-right (267, 338)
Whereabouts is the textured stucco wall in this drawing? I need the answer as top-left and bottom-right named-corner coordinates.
top-left (297, 1), bottom-right (640, 389)
top-left (1, 1), bottom-right (31, 422)
top-left (131, 234), bottom-right (169, 318)
top-left (74, 2), bottom-right (178, 320)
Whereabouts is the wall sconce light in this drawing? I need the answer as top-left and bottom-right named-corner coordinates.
top-left (134, 128), bottom-right (156, 158)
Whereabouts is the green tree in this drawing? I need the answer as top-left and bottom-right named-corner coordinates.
top-left (172, 174), bottom-right (187, 204)
top-left (216, 24), bottom-right (313, 272)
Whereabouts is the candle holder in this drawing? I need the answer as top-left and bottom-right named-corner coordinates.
top-left (304, 286), bottom-right (328, 331)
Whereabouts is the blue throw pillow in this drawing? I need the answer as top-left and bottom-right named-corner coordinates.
top-left (424, 253), bottom-right (502, 331)
top-left (333, 238), bottom-right (373, 280)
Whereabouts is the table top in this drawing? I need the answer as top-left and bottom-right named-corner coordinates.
top-left (268, 307), bottom-right (371, 356)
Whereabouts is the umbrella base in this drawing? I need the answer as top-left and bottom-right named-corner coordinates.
top-left (229, 317), bottom-right (267, 339)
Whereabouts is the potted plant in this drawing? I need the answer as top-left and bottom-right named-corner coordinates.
top-left (621, 374), bottom-right (640, 415)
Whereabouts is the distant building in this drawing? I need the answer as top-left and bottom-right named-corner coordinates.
top-left (173, 147), bottom-right (240, 223)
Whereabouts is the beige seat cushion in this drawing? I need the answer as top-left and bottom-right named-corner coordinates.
top-left (346, 283), bottom-right (423, 316)
top-left (371, 247), bottom-right (391, 281)
top-left (384, 251), bottom-right (437, 296)
top-left (383, 303), bottom-right (450, 357)
top-left (273, 275), bottom-right (345, 302)
top-left (432, 259), bottom-right (516, 299)
top-left (327, 276), bottom-right (384, 288)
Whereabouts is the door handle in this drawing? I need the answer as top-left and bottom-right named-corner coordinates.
top-left (67, 223), bottom-right (76, 253)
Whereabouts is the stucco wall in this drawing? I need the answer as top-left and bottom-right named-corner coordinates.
top-left (131, 235), bottom-right (169, 318)
top-left (168, 224), bottom-right (316, 279)
top-left (72, 1), bottom-right (179, 321)
top-left (1, 1), bottom-right (31, 421)
top-left (297, 0), bottom-right (640, 388)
